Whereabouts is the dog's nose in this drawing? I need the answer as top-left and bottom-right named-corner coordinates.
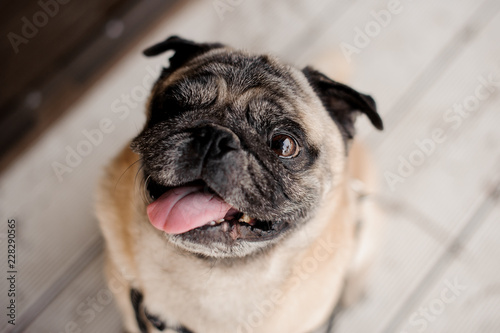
top-left (193, 125), bottom-right (240, 160)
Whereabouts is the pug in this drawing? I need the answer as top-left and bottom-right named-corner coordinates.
top-left (96, 36), bottom-right (384, 333)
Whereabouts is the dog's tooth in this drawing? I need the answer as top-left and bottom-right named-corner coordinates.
top-left (221, 221), bottom-right (229, 232)
top-left (209, 221), bottom-right (216, 226)
top-left (239, 214), bottom-right (252, 223)
top-left (217, 219), bottom-right (225, 223)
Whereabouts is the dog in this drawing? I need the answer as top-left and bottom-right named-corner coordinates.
top-left (96, 36), bottom-right (384, 333)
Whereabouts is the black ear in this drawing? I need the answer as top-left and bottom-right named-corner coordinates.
top-left (302, 66), bottom-right (383, 140)
top-left (143, 35), bottom-right (224, 74)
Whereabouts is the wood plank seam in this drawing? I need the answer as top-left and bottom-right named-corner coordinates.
top-left (282, 0), bottom-right (357, 60)
top-left (377, 195), bottom-right (451, 245)
top-left (380, 176), bottom-right (500, 333)
top-left (5, 234), bottom-right (103, 333)
top-left (370, 0), bottom-right (500, 150)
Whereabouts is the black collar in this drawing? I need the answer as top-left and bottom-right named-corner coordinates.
top-left (130, 288), bottom-right (340, 333)
top-left (130, 288), bottom-right (194, 333)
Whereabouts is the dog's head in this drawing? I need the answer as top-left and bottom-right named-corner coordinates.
top-left (131, 36), bottom-right (383, 258)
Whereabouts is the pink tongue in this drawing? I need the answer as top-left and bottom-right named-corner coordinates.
top-left (147, 186), bottom-right (233, 234)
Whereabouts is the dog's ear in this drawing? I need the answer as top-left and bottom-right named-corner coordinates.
top-left (143, 35), bottom-right (224, 74)
top-left (302, 66), bottom-right (383, 140)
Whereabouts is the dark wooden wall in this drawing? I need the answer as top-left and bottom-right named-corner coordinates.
top-left (0, 0), bottom-right (181, 171)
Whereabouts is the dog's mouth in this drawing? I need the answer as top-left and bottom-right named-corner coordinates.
top-left (145, 177), bottom-right (290, 243)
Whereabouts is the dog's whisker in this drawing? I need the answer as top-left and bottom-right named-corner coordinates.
top-left (140, 174), bottom-right (152, 205)
top-left (134, 162), bottom-right (146, 186)
top-left (114, 158), bottom-right (143, 191)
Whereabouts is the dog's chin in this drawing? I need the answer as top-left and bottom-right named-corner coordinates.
top-left (145, 176), bottom-right (293, 258)
top-left (166, 233), bottom-right (287, 258)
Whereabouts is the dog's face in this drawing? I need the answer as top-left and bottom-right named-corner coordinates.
top-left (130, 36), bottom-right (382, 258)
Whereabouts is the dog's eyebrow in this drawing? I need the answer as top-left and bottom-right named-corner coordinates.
top-left (233, 87), bottom-right (270, 107)
top-left (168, 74), bottom-right (220, 108)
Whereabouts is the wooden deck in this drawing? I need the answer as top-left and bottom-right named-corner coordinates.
top-left (1, 0), bottom-right (499, 332)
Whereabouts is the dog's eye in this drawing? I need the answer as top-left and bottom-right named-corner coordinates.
top-left (270, 134), bottom-right (300, 158)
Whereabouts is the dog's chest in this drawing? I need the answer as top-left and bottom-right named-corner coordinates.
top-left (138, 249), bottom-right (291, 332)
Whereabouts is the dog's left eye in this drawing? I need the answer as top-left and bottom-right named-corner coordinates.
top-left (270, 134), bottom-right (300, 158)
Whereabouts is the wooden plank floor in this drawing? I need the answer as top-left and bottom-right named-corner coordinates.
top-left (1, 0), bottom-right (499, 332)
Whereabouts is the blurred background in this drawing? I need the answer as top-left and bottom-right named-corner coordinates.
top-left (1, 0), bottom-right (499, 332)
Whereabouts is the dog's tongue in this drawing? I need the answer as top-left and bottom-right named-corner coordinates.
top-left (146, 186), bottom-right (232, 234)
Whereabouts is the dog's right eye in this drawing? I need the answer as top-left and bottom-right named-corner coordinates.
top-left (270, 134), bottom-right (300, 159)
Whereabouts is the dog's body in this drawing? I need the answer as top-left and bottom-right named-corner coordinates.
top-left (96, 37), bottom-right (383, 333)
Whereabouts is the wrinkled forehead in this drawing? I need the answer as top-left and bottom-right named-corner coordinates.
top-left (156, 49), bottom-right (329, 143)
top-left (163, 51), bottom-right (302, 101)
